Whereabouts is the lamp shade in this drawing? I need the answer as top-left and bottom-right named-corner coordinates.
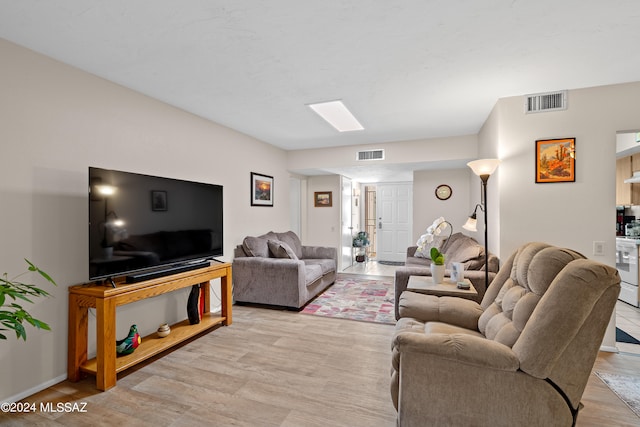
top-left (463, 216), bottom-right (477, 232)
top-left (467, 159), bottom-right (500, 177)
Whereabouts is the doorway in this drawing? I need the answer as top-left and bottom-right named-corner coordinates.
top-left (364, 185), bottom-right (377, 259)
top-left (375, 183), bottom-right (413, 263)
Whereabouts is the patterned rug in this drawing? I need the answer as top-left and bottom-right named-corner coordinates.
top-left (301, 275), bottom-right (396, 325)
top-left (596, 372), bottom-right (640, 417)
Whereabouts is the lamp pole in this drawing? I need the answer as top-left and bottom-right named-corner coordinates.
top-left (480, 175), bottom-right (489, 291)
top-left (467, 158), bottom-right (500, 294)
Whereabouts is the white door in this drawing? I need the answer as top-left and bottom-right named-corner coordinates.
top-left (376, 183), bottom-right (412, 262)
top-left (340, 177), bottom-right (353, 271)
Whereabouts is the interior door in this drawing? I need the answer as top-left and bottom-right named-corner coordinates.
top-left (340, 177), bottom-right (353, 271)
top-left (376, 183), bottom-right (412, 262)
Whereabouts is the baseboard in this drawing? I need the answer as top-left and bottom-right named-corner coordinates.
top-left (599, 345), bottom-right (619, 353)
top-left (3, 373), bottom-right (67, 403)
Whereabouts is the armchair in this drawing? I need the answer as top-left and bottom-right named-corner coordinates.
top-left (391, 242), bottom-right (620, 426)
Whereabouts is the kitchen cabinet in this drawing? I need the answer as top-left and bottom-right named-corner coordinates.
top-left (616, 156), bottom-right (640, 205)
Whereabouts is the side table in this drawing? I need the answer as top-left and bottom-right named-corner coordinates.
top-left (406, 275), bottom-right (478, 300)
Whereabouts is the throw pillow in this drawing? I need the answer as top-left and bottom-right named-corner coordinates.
top-left (267, 240), bottom-right (298, 259)
top-left (242, 236), bottom-right (270, 258)
top-left (275, 231), bottom-right (303, 258)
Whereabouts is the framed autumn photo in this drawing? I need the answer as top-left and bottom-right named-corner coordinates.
top-left (251, 172), bottom-right (274, 206)
top-left (535, 138), bottom-right (575, 183)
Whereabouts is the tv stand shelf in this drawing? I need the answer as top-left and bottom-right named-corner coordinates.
top-left (68, 262), bottom-right (232, 391)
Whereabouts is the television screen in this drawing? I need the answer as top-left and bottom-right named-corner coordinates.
top-left (89, 167), bottom-right (223, 281)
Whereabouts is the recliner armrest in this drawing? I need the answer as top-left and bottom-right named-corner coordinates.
top-left (393, 332), bottom-right (519, 372)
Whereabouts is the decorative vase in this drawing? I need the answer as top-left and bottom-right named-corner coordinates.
top-left (431, 263), bottom-right (445, 284)
top-left (157, 323), bottom-right (171, 338)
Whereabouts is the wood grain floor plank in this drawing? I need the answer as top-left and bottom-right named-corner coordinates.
top-left (2, 304), bottom-right (640, 426)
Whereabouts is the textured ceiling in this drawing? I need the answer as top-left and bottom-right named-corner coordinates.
top-left (1, 1), bottom-right (640, 157)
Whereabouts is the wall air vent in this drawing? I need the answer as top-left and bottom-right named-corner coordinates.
top-left (525, 90), bottom-right (567, 113)
top-left (356, 149), bottom-right (385, 161)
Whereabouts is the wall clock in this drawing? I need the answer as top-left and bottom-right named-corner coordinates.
top-left (435, 184), bottom-right (452, 200)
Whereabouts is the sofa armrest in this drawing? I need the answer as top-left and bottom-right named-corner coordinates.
top-left (232, 256), bottom-right (307, 307)
top-left (393, 331), bottom-right (519, 371)
top-left (394, 266), bottom-right (435, 319)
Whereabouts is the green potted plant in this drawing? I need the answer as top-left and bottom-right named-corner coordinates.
top-left (430, 247), bottom-right (446, 284)
top-left (1, 259), bottom-right (57, 341)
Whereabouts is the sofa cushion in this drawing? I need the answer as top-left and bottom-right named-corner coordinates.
top-left (303, 258), bottom-right (336, 275)
top-left (268, 239), bottom-right (298, 259)
top-left (304, 264), bottom-right (323, 285)
top-left (242, 236), bottom-right (270, 258)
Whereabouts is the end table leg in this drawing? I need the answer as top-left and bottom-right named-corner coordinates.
top-left (67, 293), bottom-right (88, 382)
top-left (96, 298), bottom-right (117, 391)
top-left (221, 267), bottom-right (232, 325)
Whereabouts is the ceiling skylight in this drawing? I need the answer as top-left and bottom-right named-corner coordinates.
top-left (308, 100), bottom-right (364, 132)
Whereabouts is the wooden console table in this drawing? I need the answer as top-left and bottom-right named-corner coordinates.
top-left (68, 262), bottom-right (232, 391)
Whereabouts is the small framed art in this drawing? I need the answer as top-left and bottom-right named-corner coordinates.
top-left (314, 191), bottom-right (332, 207)
top-left (535, 138), bottom-right (575, 183)
top-left (151, 190), bottom-right (168, 211)
top-left (251, 172), bottom-right (274, 206)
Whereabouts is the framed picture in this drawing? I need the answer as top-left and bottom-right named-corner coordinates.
top-left (251, 172), bottom-right (274, 206)
top-left (151, 190), bottom-right (167, 211)
top-left (535, 138), bottom-right (575, 183)
top-left (314, 191), bottom-right (333, 207)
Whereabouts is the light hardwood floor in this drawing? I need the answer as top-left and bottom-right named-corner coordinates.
top-left (2, 264), bottom-right (640, 426)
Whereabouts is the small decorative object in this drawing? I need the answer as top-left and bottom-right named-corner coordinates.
top-left (435, 184), bottom-right (452, 200)
top-left (535, 138), bottom-right (575, 183)
top-left (457, 281), bottom-right (471, 290)
top-left (187, 284), bottom-right (203, 325)
top-left (430, 247), bottom-right (446, 284)
top-left (314, 191), bottom-right (332, 207)
top-left (116, 324), bottom-right (141, 356)
top-left (251, 172), bottom-right (274, 206)
top-left (157, 323), bottom-right (171, 338)
top-left (451, 262), bottom-right (464, 282)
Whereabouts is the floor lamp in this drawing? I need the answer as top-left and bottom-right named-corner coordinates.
top-left (463, 159), bottom-right (500, 291)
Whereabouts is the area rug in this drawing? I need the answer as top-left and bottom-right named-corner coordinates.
top-left (595, 372), bottom-right (640, 417)
top-left (617, 327), bottom-right (640, 345)
top-left (301, 276), bottom-right (395, 325)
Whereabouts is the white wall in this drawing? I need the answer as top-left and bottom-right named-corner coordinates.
top-left (287, 134), bottom-right (478, 172)
top-left (493, 82), bottom-right (640, 262)
top-left (0, 39), bottom-right (291, 401)
top-left (412, 169), bottom-right (474, 242)
top-left (305, 175), bottom-right (341, 248)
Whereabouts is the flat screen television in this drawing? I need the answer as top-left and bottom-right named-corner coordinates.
top-left (89, 167), bottom-right (223, 282)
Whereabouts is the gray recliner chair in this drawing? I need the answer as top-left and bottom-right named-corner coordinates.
top-left (391, 242), bottom-right (620, 427)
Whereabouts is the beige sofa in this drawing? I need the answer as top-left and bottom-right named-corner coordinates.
top-left (390, 242), bottom-right (620, 426)
top-left (232, 231), bottom-right (337, 309)
top-left (394, 232), bottom-right (499, 318)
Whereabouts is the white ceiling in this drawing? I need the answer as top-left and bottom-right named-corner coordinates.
top-left (2, 1), bottom-right (640, 180)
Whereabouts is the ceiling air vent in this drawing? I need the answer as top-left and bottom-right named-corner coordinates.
top-left (525, 90), bottom-right (567, 113)
top-left (356, 149), bottom-right (385, 161)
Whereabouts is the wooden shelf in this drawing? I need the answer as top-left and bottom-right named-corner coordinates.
top-left (68, 262), bottom-right (232, 391)
top-left (79, 313), bottom-right (226, 375)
